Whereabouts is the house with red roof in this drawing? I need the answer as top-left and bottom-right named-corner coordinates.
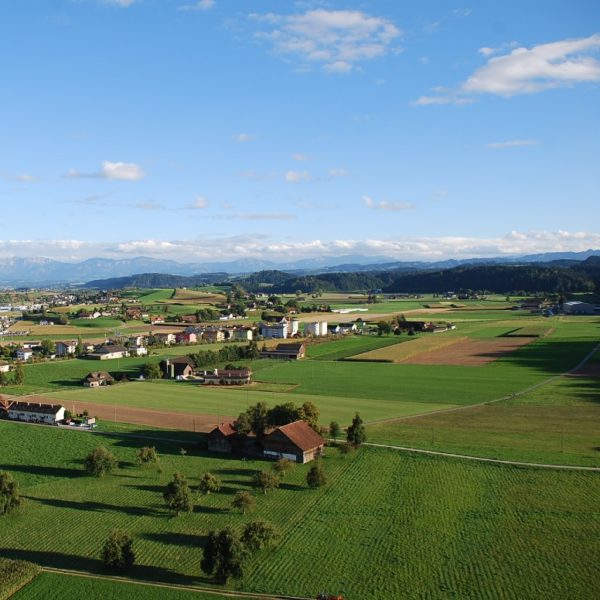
top-left (262, 420), bottom-right (325, 464)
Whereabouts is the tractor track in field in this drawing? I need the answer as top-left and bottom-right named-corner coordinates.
top-left (365, 341), bottom-right (600, 427)
top-left (38, 567), bottom-right (313, 600)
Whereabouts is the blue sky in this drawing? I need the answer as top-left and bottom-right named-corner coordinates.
top-left (1, 0), bottom-right (599, 263)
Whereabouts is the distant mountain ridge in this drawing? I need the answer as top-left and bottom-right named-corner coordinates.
top-left (0, 250), bottom-right (599, 286)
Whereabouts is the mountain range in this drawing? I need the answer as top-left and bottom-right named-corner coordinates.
top-left (0, 250), bottom-right (600, 286)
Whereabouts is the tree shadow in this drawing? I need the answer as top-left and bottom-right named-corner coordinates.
top-left (193, 505), bottom-right (228, 515)
top-left (23, 495), bottom-right (164, 518)
top-left (0, 464), bottom-right (83, 479)
top-left (139, 531), bottom-right (207, 548)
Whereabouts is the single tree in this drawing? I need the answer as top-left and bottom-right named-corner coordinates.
top-left (13, 361), bottom-right (24, 385)
top-left (240, 520), bottom-right (278, 552)
top-left (0, 371), bottom-right (6, 387)
top-left (306, 460), bottom-right (327, 488)
top-left (272, 458), bottom-right (294, 478)
top-left (101, 529), bottom-right (135, 572)
top-left (247, 402), bottom-right (269, 437)
top-left (75, 337), bottom-right (85, 357)
top-left (163, 472), bottom-right (193, 516)
top-left (299, 401), bottom-right (320, 431)
top-left (137, 446), bottom-right (159, 466)
top-left (338, 441), bottom-right (355, 458)
top-left (253, 470), bottom-right (280, 495)
top-left (141, 362), bottom-right (162, 380)
top-left (231, 491), bottom-right (255, 514)
top-left (0, 471), bottom-right (22, 515)
top-left (40, 338), bottom-right (56, 357)
top-left (84, 446), bottom-right (117, 477)
top-left (201, 527), bottom-right (248, 583)
top-left (199, 472), bottom-right (221, 495)
top-left (267, 402), bottom-right (301, 428)
top-left (329, 421), bottom-right (341, 443)
top-left (377, 321), bottom-right (392, 336)
top-left (346, 412), bottom-right (367, 446)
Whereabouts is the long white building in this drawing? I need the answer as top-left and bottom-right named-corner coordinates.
top-left (304, 321), bottom-right (328, 337)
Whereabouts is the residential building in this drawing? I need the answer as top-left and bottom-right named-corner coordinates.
top-left (203, 368), bottom-right (252, 385)
top-left (262, 420), bottom-right (325, 464)
top-left (16, 348), bottom-right (33, 361)
top-left (55, 340), bottom-right (77, 356)
top-left (7, 402), bottom-right (65, 425)
top-left (203, 328), bottom-right (225, 343)
top-left (160, 356), bottom-right (195, 379)
top-left (259, 317), bottom-right (289, 339)
top-left (176, 332), bottom-right (198, 344)
top-left (87, 345), bottom-right (128, 360)
top-left (0, 360), bottom-right (10, 373)
top-left (83, 371), bottom-right (114, 387)
top-left (259, 342), bottom-right (306, 360)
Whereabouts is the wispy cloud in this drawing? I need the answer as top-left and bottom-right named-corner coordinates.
top-left (328, 168), bottom-right (348, 177)
top-left (363, 195), bottom-right (414, 211)
top-left (485, 139), bottom-right (539, 149)
top-left (66, 161), bottom-right (145, 181)
top-left (251, 9), bottom-right (402, 73)
top-left (229, 213), bottom-right (296, 221)
top-left (178, 0), bottom-right (215, 11)
top-left (131, 201), bottom-right (164, 211)
top-left (292, 153), bottom-right (309, 161)
top-left (235, 133), bottom-right (256, 143)
top-left (285, 170), bottom-right (312, 183)
top-left (415, 34), bottom-right (600, 105)
top-left (103, 0), bottom-right (138, 7)
top-left (186, 196), bottom-right (210, 209)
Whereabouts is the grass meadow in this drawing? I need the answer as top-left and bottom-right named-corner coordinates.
top-left (1, 421), bottom-right (598, 600)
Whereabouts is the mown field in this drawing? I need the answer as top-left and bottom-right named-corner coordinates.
top-left (305, 335), bottom-right (403, 360)
top-left (1, 421), bottom-right (599, 599)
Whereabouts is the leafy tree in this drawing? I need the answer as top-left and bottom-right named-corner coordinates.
top-left (240, 520), bottom-right (278, 552)
top-left (142, 362), bottom-right (162, 380)
top-left (272, 458), bottom-right (294, 478)
top-left (346, 412), bottom-right (367, 446)
top-left (163, 472), bottom-right (193, 516)
top-left (299, 401), bottom-right (320, 431)
top-left (0, 371), bottom-right (6, 387)
top-left (0, 471), bottom-right (22, 515)
top-left (329, 421), bottom-right (341, 442)
top-left (84, 446), bottom-right (117, 477)
top-left (75, 337), bottom-right (85, 357)
top-left (233, 411), bottom-right (252, 435)
top-left (101, 529), bottom-right (135, 572)
top-left (338, 441), bottom-right (355, 458)
top-left (253, 470), bottom-right (279, 494)
top-left (377, 321), bottom-right (392, 336)
top-left (201, 527), bottom-right (248, 583)
top-left (306, 460), bottom-right (327, 488)
top-left (13, 362), bottom-right (24, 385)
top-left (267, 402), bottom-right (301, 428)
top-left (199, 472), bottom-right (221, 495)
top-left (231, 491), bottom-right (255, 514)
top-left (137, 446), bottom-right (159, 466)
top-left (237, 402), bottom-right (269, 437)
top-left (40, 339), bottom-right (56, 357)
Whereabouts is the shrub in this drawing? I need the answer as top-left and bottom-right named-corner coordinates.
top-left (101, 529), bottom-right (135, 572)
top-left (137, 446), bottom-right (159, 466)
top-left (306, 460), bottom-right (327, 488)
top-left (163, 472), bottom-right (193, 516)
top-left (199, 472), bottom-right (221, 495)
top-left (84, 447), bottom-right (116, 477)
top-left (231, 491), bottom-right (255, 514)
top-left (0, 471), bottom-right (22, 516)
top-left (241, 520), bottom-right (278, 552)
top-left (253, 470), bottom-right (280, 494)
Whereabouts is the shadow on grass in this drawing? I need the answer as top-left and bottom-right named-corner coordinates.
top-left (0, 464), bottom-right (84, 479)
top-left (193, 504), bottom-right (228, 515)
top-left (140, 531), bottom-right (208, 548)
top-left (0, 548), bottom-right (205, 585)
top-left (23, 496), bottom-right (164, 518)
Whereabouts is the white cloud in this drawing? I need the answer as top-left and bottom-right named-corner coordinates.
top-left (363, 195), bottom-right (414, 211)
top-left (102, 161), bottom-right (145, 181)
top-left (485, 139), bottom-right (539, 149)
top-left (328, 168), bottom-right (348, 177)
top-left (187, 196), bottom-right (209, 209)
top-left (236, 133), bottom-right (255, 142)
top-left (292, 153), bottom-right (309, 161)
top-left (285, 170), bottom-right (312, 183)
top-left (179, 0), bottom-right (215, 11)
top-left (132, 201), bottom-right (164, 210)
top-left (2, 230), bottom-right (599, 262)
top-left (252, 9), bottom-right (402, 73)
top-left (452, 8), bottom-right (472, 18)
top-left (416, 34), bottom-right (600, 105)
top-left (66, 161), bottom-right (145, 181)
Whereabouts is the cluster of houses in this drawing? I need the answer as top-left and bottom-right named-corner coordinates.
top-left (208, 419), bottom-right (326, 464)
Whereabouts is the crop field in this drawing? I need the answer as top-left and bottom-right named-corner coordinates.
top-left (46, 380), bottom-right (458, 427)
top-left (306, 335), bottom-right (402, 360)
top-left (0, 422), bottom-right (598, 600)
top-left (350, 333), bottom-right (468, 363)
top-left (14, 573), bottom-right (234, 600)
top-left (0, 558), bottom-right (40, 600)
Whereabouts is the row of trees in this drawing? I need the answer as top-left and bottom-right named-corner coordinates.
top-left (235, 400), bottom-right (320, 437)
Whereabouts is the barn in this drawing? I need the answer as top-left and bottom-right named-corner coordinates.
top-left (262, 420), bottom-right (325, 464)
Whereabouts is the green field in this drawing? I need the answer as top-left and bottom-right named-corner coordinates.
top-left (1, 421), bottom-right (599, 599)
top-left (306, 335), bottom-right (403, 360)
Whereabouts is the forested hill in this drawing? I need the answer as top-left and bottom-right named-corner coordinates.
top-left (84, 259), bottom-right (600, 294)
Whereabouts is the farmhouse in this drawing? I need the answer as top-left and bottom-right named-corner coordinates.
top-left (87, 344), bottom-right (128, 360)
top-left (16, 348), bottom-right (33, 361)
top-left (160, 356), bottom-right (195, 379)
top-left (203, 368), bottom-right (252, 385)
top-left (83, 371), bottom-right (114, 387)
top-left (207, 422), bottom-right (238, 453)
top-left (563, 301), bottom-right (597, 315)
top-left (262, 420), bottom-right (325, 464)
top-left (7, 401), bottom-right (65, 425)
top-left (56, 340), bottom-right (77, 356)
top-left (260, 342), bottom-right (306, 360)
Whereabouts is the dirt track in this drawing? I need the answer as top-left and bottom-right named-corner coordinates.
top-left (402, 337), bottom-right (535, 366)
top-left (25, 395), bottom-right (234, 433)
